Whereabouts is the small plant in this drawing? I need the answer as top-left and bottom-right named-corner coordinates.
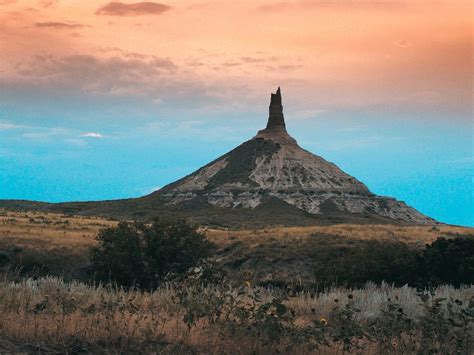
top-left (367, 297), bottom-right (415, 352)
top-left (173, 267), bottom-right (302, 351)
top-left (327, 294), bottom-right (366, 352)
top-left (417, 291), bottom-right (474, 353)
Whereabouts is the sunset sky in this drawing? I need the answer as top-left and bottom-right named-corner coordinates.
top-left (0, 0), bottom-right (472, 226)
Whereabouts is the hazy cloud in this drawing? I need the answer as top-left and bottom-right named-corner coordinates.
top-left (38, 0), bottom-right (58, 8)
top-left (394, 39), bottom-right (411, 48)
top-left (258, 0), bottom-right (406, 12)
top-left (222, 61), bottom-right (240, 67)
top-left (21, 127), bottom-right (70, 141)
top-left (96, 2), bottom-right (172, 16)
top-left (292, 109), bottom-right (326, 120)
top-left (14, 53), bottom-right (178, 92)
top-left (240, 56), bottom-right (267, 63)
top-left (0, 122), bottom-right (28, 130)
top-left (2, 52), bottom-right (222, 110)
top-left (35, 21), bottom-right (86, 29)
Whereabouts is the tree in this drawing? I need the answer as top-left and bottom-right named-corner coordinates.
top-left (90, 219), bottom-right (214, 288)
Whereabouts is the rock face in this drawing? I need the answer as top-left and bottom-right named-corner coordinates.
top-left (151, 88), bottom-right (434, 225)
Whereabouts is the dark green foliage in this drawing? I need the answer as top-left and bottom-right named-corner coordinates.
top-left (312, 240), bottom-right (418, 288)
top-left (0, 243), bottom-right (89, 280)
top-left (90, 219), bottom-right (214, 288)
top-left (0, 251), bottom-right (10, 266)
top-left (312, 237), bottom-right (474, 288)
top-left (418, 236), bottom-right (474, 287)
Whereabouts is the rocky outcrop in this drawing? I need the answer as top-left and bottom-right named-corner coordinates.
top-left (266, 86), bottom-right (286, 130)
top-left (154, 88), bottom-right (435, 225)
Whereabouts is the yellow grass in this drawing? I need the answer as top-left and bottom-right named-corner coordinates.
top-left (0, 276), bottom-right (472, 353)
top-left (0, 210), bottom-right (115, 249)
top-left (0, 209), bottom-right (473, 353)
top-left (1, 209), bottom-right (471, 253)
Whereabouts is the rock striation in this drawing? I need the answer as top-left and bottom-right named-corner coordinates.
top-left (151, 88), bottom-right (434, 225)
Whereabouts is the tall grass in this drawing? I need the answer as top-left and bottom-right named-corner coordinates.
top-left (0, 276), bottom-right (472, 353)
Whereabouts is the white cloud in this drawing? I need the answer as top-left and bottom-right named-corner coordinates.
top-left (81, 132), bottom-right (104, 138)
top-left (2, 122), bottom-right (105, 146)
top-left (0, 122), bottom-right (28, 130)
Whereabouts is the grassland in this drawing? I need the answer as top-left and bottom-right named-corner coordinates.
top-left (1, 209), bottom-right (471, 284)
top-left (0, 209), bottom-right (473, 353)
top-left (2, 209), bottom-right (469, 251)
top-left (1, 275), bottom-right (472, 353)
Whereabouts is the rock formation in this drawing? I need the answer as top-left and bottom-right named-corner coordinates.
top-left (151, 88), bottom-right (434, 225)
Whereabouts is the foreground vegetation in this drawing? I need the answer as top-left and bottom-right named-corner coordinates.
top-left (0, 275), bottom-right (472, 353)
top-left (0, 210), bottom-right (473, 353)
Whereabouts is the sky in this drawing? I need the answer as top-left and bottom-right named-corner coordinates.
top-left (0, 0), bottom-right (472, 226)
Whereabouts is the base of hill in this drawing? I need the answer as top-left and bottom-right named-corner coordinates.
top-left (0, 196), bottom-right (422, 228)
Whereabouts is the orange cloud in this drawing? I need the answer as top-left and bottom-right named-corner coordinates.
top-left (38, 0), bottom-right (58, 8)
top-left (95, 2), bottom-right (171, 16)
top-left (0, 0), bottom-right (471, 116)
top-left (35, 21), bottom-right (86, 29)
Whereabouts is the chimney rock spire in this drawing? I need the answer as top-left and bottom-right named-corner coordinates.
top-left (266, 87), bottom-right (286, 130)
top-left (255, 87), bottom-right (296, 144)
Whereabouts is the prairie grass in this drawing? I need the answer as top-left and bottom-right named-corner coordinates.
top-left (1, 209), bottom-right (471, 253)
top-left (206, 223), bottom-right (472, 248)
top-left (0, 276), bottom-right (472, 353)
top-left (1, 209), bottom-right (472, 284)
top-left (0, 210), bottom-right (473, 353)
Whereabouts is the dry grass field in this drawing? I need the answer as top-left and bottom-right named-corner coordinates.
top-left (0, 209), bottom-right (473, 353)
top-left (1, 209), bottom-right (471, 255)
top-left (207, 223), bottom-right (471, 246)
top-left (1, 209), bottom-right (472, 283)
top-left (0, 275), bottom-right (472, 353)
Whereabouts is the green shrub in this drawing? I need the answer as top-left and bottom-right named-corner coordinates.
top-left (0, 251), bottom-right (10, 266)
top-left (311, 237), bottom-right (474, 288)
top-left (90, 219), bottom-right (214, 289)
top-left (418, 237), bottom-right (474, 287)
top-left (312, 240), bottom-right (418, 288)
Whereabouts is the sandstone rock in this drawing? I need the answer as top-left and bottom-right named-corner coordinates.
top-left (153, 88), bottom-right (434, 225)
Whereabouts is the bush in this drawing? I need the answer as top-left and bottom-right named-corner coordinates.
top-left (312, 240), bottom-right (418, 288)
top-left (90, 219), bottom-right (214, 289)
top-left (0, 251), bottom-right (10, 266)
top-left (418, 237), bottom-right (474, 287)
top-left (312, 237), bottom-right (474, 288)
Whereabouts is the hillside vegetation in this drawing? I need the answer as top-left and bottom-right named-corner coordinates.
top-left (0, 210), bottom-right (472, 286)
